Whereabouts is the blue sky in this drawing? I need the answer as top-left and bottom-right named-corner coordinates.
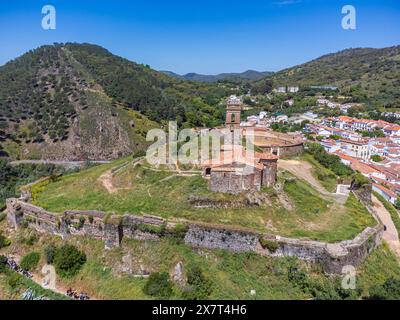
top-left (0, 0), bottom-right (399, 73)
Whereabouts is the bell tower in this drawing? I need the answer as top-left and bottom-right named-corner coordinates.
top-left (225, 95), bottom-right (242, 131)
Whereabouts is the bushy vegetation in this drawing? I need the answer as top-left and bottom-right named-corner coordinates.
top-left (53, 244), bottom-right (87, 278)
top-left (0, 232), bottom-right (11, 249)
top-left (270, 120), bottom-right (309, 133)
top-left (20, 252), bottom-right (40, 271)
top-left (0, 159), bottom-right (63, 208)
top-left (182, 266), bottom-right (213, 300)
top-left (143, 272), bottom-right (173, 299)
top-left (259, 238), bottom-right (280, 253)
top-left (305, 142), bottom-right (354, 177)
top-left (0, 255), bottom-right (7, 273)
top-left (43, 244), bottom-right (57, 264)
top-left (371, 155), bottom-right (384, 162)
top-left (368, 278), bottom-right (400, 300)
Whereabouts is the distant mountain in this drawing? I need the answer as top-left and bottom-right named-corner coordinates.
top-left (264, 46), bottom-right (400, 106)
top-left (161, 70), bottom-right (273, 83)
top-left (0, 43), bottom-right (232, 160)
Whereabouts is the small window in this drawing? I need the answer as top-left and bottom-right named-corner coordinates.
top-left (205, 168), bottom-right (211, 176)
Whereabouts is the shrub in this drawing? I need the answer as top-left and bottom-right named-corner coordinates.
top-left (54, 244), bottom-right (87, 278)
top-left (0, 212), bottom-right (6, 222)
top-left (8, 272), bottom-right (22, 289)
top-left (168, 224), bottom-right (188, 242)
top-left (0, 255), bottom-right (7, 273)
top-left (44, 244), bottom-right (57, 264)
top-left (305, 142), bottom-right (354, 177)
top-left (259, 238), bottom-right (280, 253)
top-left (395, 197), bottom-right (400, 210)
top-left (288, 266), bottom-right (309, 290)
top-left (182, 266), bottom-right (212, 300)
top-left (143, 272), bottom-right (173, 298)
top-left (368, 278), bottom-right (400, 300)
top-left (20, 252), bottom-right (40, 271)
top-left (351, 172), bottom-right (371, 188)
top-left (371, 155), bottom-right (383, 162)
top-left (136, 223), bottom-right (166, 235)
top-left (0, 232), bottom-right (11, 249)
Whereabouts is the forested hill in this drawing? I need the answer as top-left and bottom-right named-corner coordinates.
top-left (263, 46), bottom-right (400, 107)
top-left (161, 70), bottom-right (273, 83)
top-left (0, 43), bottom-right (234, 160)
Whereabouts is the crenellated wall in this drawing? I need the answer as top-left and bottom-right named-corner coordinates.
top-left (5, 184), bottom-right (383, 274)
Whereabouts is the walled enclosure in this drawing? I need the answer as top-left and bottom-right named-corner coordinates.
top-left (5, 182), bottom-right (383, 274)
top-left (243, 129), bottom-right (304, 158)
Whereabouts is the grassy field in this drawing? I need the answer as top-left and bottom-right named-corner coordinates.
top-left (1, 219), bottom-right (399, 300)
top-left (30, 157), bottom-right (376, 242)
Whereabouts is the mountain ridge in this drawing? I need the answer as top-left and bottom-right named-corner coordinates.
top-left (161, 69), bottom-right (273, 82)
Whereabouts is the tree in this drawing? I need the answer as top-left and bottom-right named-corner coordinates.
top-left (371, 155), bottom-right (383, 162)
top-left (143, 272), bottom-right (173, 298)
top-left (182, 266), bottom-right (213, 300)
top-left (54, 244), bottom-right (86, 278)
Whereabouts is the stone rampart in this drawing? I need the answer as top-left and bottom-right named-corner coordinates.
top-left (5, 187), bottom-right (383, 274)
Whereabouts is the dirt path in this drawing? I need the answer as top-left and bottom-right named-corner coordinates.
top-left (278, 160), bottom-right (329, 195)
top-left (98, 170), bottom-right (118, 193)
top-left (372, 195), bottom-right (400, 259)
top-left (278, 159), bottom-right (348, 205)
top-left (98, 159), bottom-right (142, 194)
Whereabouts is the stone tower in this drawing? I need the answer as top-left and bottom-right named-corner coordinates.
top-left (225, 95), bottom-right (242, 131)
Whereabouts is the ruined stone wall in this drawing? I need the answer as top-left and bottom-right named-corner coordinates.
top-left (351, 183), bottom-right (372, 207)
top-left (5, 199), bottom-right (166, 249)
top-left (260, 143), bottom-right (304, 158)
top-left (184, 225), bottom-right (259, 252)
top-left (278, 144), bottom-right (304, 158)
top-left (184, 219), bottom-right (383, 274)
top-left (210, 171), bottom-right (261, 194)
top-left (261, 160), bottom-right (277, 188)
top-left (5, 188), bottom-right (383, 274)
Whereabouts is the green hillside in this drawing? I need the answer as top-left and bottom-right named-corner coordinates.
top-left (0, 43), bottom-right (235, 160)
top-left (264, 46), bottom-right (400, 107)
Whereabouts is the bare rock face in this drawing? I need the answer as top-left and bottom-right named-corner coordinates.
top-left (171, 261), bottom-right (186, 287)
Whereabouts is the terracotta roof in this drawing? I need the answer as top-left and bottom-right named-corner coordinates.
top-left (202, 145), bottom-right (277, 171)
top-left (372, 183), bottom-right (397, 198)
top-left (332, 151), bottom-right (356, 162)
top-left (350, 161), bottom-right (377, 175)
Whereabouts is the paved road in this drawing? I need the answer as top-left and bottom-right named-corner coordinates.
top-left (10, 160), bottom-right (111, 168)
top-left (372, 195), bottom-right (400, 259)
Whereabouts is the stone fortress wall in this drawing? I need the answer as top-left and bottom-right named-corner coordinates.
top-left (242, 129), bottom-right (304, 158)
top-left (5, 182), bottom-right (383, 274)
